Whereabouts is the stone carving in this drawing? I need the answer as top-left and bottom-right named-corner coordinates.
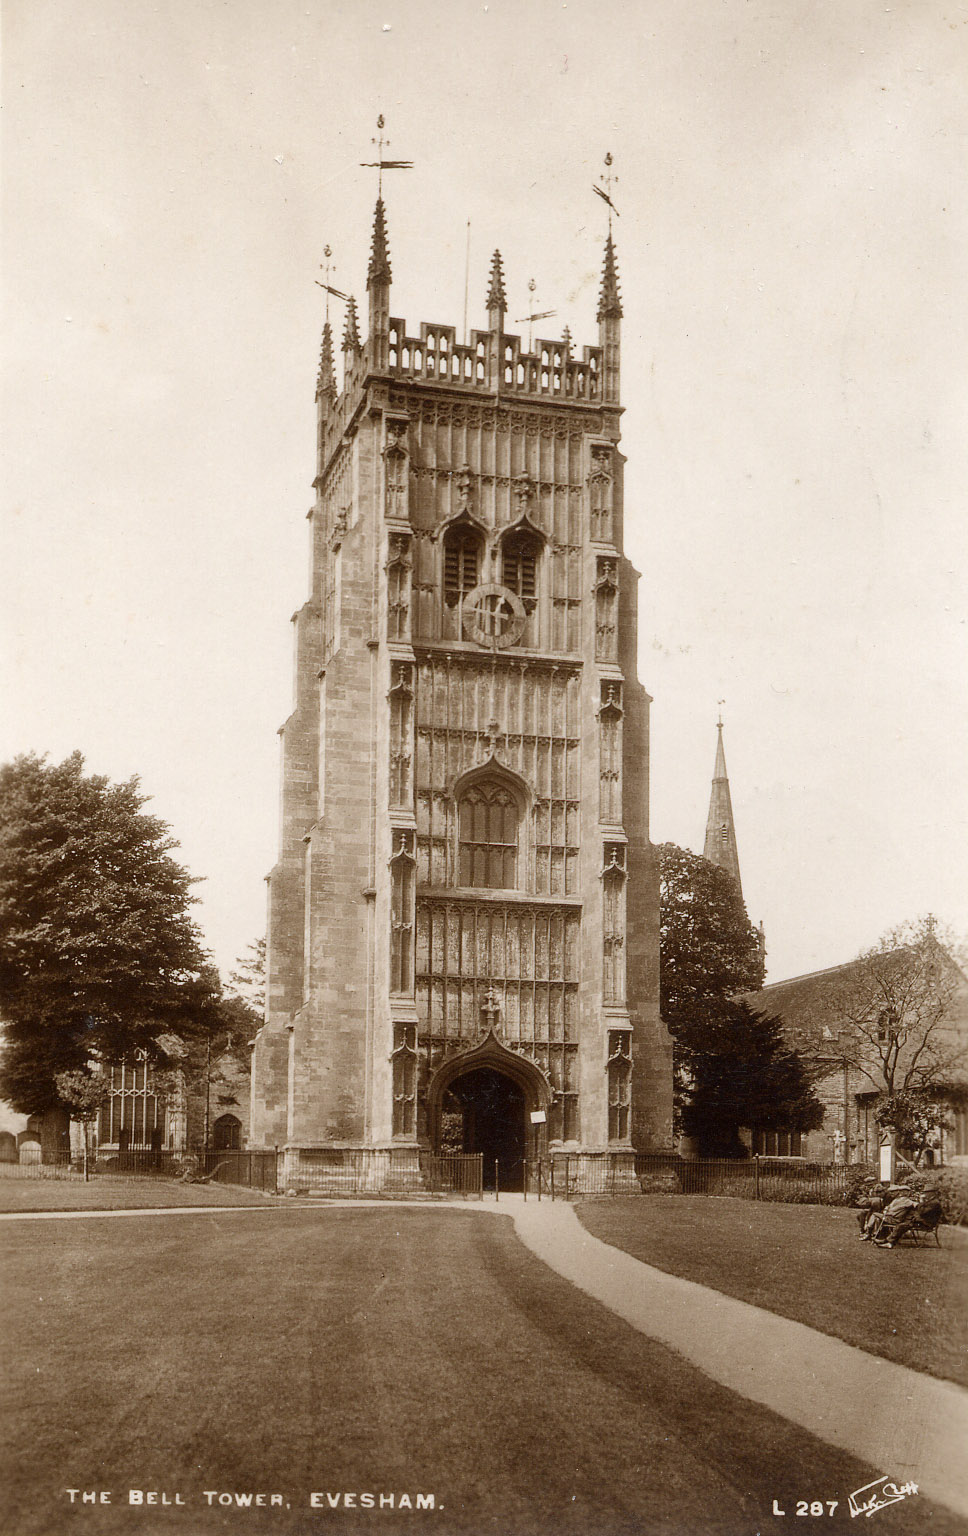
top-left (461, 583), bottom-right (527, 649)
top-left (594, 558), bottom-right (619, 663)
top-left (589, 446), bottom-right (614, 544)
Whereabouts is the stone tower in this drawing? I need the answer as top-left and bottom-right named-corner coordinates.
top-left (249, 198), bottom-right (673, 1183)
top-left (703, 720), bottom-right (743, 895)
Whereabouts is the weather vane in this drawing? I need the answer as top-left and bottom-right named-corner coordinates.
top-left (359, 113), bottom-right (413, 196)
top-left (717, 699), bottom-right (725, 728)
top-left (315, 244), bottom-right (349, 318)
top-left (592, 150), bottom-right (620, 230)
top-left (515, 278), bottom-right (556, 351)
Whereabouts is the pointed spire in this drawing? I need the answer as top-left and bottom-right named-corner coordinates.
top-left (486, 250), bottom-right (507, 316)
top-left (367, 198), bottom-right (392, 288)
top-left (315, 320), bottom-right (336, 402)
top-left (597, 233), bottom-right (623, 321)
top-left (703, 720), bottom-right (743, 898)
top-left (342, 295), bottom-right (360, 353)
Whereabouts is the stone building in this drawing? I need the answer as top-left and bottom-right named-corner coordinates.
top-left (753, 947), bottom-right (968, 1166)
top-left (248, 198), bottom-right (673, 1186)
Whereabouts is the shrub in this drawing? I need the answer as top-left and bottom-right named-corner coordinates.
top-left (932, 1167), bottom-right (968, 1226)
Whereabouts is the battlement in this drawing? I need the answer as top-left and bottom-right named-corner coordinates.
top-left (384, 320), bottom-right (602, 402)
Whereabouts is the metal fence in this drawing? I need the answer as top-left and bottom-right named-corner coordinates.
top-left (198, 1150), bottom-right (280, 1192)
top-left (0, 1149), bottom-right (186, 1181)
top-left (633, 1153), bottom-right (852, 1204)
top-left (286, 1148), bottom-right (483, 1199)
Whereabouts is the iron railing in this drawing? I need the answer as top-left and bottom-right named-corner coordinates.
top-left (198, 1149), bottom-right (279, 1192)
top-left (285, 1148), bottom-right (483, 1199)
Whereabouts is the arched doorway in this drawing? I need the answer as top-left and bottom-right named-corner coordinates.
top-left (443, 1068), bottom-right (526, 1190)
top-left (213, 1114), bottom-right (242, 1151)
top-left (426, 1028), bottom-right (553, 1193)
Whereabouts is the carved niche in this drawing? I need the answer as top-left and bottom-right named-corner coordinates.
top-left (601, 841), bottom-right (627, 1006)
top-left (588, 446), bottom-right (614, 544)
top-left (594, 558), bottom-right (619, 664)
top-left (391, 1019), bottom-right (418, 1138)
top-left (383, 417), bottom-right (410, 521)
top-left (384, 532), bottom-right (412, 642)
top-left (389, 829), bottom-right (416, 997)
top-left (597, 682), bottom-right (624, 825)
top-left (387, 663), bottom-right (414, 810)
top-left (606, 1029), bottom-right (632, 1142)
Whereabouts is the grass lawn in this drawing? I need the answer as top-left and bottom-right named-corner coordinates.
top-left (4, 1206), bottom-right (962, 1536)
top-left (0, 1175), bottom-right (278, 1212)
top-left (577, 1196), bottom-right (968, 1386)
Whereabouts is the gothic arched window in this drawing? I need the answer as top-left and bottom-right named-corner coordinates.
top-left (443, 526), bottom-right (482, 607)
top-left (458, 780), bottom-right (520, 889)
top-left (501, 531), bottom-right (540, 607)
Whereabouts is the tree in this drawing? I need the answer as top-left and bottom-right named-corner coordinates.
top-left (656, 843), bottom-right (821, 1154)
top-left (657, 843), bottom-right (765, 1034)
top-left (815, 917), bottom-right (967, 1099)
top-left (804, 916), bottom-right (968, 1167)
top-left (873, 1090), bottom-right (959, 1168)
top-left (225, 937), bottom-right (265, 1020)
top-left (0, 752), bottom-right (220, 1115)
top-left (54, 1068), bottom-right (108, 1179)
top-left (679, 1001), bottom-right (824, 1158)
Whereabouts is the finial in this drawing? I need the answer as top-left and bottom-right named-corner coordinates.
top-left (561, 325), bottom-right (572, 357)
top-left (717, 699), bottom-right (725, 729)
top-left (597, 232), bottom-right (623, 321)
top-left (367, 198), bottom-right (392, 287)
top-left (342, 295), bottom-right (361, 353)
top-left (359, 114), bottom-right (413, 197)
top-left (316, 320), bottom-right (336, 401)
top-left (315, 246), bottom-right (350, 317)
top-left (486, 250), bottom-right (507, 315)
top-left (592, 151), bottom-right (620, 230)
top-left (514, 276), bottom-right (556, 350)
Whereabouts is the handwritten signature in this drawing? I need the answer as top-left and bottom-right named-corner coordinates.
top-left (848, 1476), bottom-right (919, 1519)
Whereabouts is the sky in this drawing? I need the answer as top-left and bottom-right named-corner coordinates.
top-left (3, 0), bottom-right (967, 986)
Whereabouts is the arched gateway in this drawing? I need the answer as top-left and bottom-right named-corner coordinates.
top-left (426, 1030), bottom-right (552, 1191)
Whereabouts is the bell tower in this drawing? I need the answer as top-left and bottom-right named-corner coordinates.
top-left (250, 176), bottom-right (673, 1184)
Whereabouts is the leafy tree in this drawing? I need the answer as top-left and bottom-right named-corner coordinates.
top-left (0, 752), bottom-right (220, 1114)
top-left (873, 1089), bottom-right (959, 1168)
top-left (225, 937), bottom-right (265, 1020)
top-left (657, 842), bottom-right (765, 1033)
top-left (811, 916), bottom-right (967, 1099)
top-left (679, 1001), bottom-right (824, 1158)
top-left (54, 1068), bottom-right (108, 1179)
top-left (656, 843), bottom-right (821, 1154)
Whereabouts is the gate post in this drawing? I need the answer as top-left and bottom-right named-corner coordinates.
top-left (754, 1154), bottom-right (760, 1200)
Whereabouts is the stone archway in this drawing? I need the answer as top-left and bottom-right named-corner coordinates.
top-left (426, 1029), bottom-right (553, 1192)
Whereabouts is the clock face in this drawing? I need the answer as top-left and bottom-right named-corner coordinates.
top-left (461, 583), bottom-right (527, 649)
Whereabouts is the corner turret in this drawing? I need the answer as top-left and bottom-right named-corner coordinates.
top-left (367, 198), bottom-right (392, 371)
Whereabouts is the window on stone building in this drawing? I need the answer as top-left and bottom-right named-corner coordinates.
top-left (752, 1129), bottom-right (802, 1157)
top-left (443, 526), bottom-right (482, 606)
top-left (458, 781), bottom-right (520, 889)
top-left (876, 1008), bottom-right (898, 1043)
top-left (213, 1114), bottom-right (242, 1151)
top-left (97, 1053), bottom-right (167, 1150)
top-left (501, 531), bottom-right (540, 607)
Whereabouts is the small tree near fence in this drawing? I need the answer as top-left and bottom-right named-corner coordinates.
top-left (53, 1069), bottom-right (108, 1181)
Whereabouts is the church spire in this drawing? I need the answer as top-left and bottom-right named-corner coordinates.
top-left (703, 717), bottom-right (743, 898)
top-left (315, 319), bottom-right (336, 403)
